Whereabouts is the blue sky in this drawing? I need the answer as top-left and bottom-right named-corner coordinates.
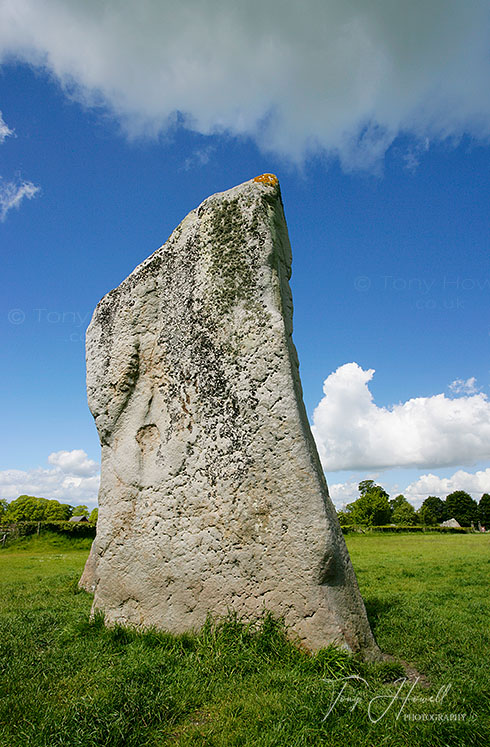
top-left (1, 1), bottom-right (490, 509)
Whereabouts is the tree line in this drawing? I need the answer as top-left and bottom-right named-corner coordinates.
top-left (337, 480), bottom-right (490, 528)
top-left (0, 495), bottom-right (98, 524)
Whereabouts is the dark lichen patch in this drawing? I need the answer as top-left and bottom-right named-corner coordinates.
top-left (116, 349), bottom-right (140, 394)
top-left (247, 194), bottom-right (287, 283)
top-left (207, 198), bottom-right (259, 315)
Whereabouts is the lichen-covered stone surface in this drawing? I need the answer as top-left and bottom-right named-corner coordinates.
top-left (80, 175), bottom-right (379, 656)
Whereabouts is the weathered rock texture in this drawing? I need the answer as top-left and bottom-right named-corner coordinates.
top-left (80, 174), bottom-right (379, 656)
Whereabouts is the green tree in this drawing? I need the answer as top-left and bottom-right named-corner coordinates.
top-left (420, 496), bottom-right (448, 523)
top-left (3, 495), bottom-right (75, 522)
top-left (389, 494), bottom-right (405, 513)
top-left (390, 495), bottom-right (418, 525)
top-left (44, 500), bottom-right (72, 521)
top-left (445, 491), bottom-right (478, 527)
top-left (0, 499), bottom-right (8, 520)
top-left (31, 498), bottom-right (49, 521)
top-left (417, 505), bottom-right (438, 525)
top-left (89, 507), bottom-right (98, 523)
top-left (478, 494), bottom-right (490, 528)
top-left (72, 505), bottom-right (89, 517)
top-left (4, 495), bottom-right (48, 522)
top-left (345, 482), bottom-right (391, 526)
top-left (358, 480), bottom-right (382, 496)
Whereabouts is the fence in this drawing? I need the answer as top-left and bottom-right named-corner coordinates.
top-left (0, 521), bottom-right (96, 541)
top-left (340, 525), bottom-right (469, 534)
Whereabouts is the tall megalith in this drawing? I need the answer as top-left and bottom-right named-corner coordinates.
top-left (80, 174), bottom-right (379, 656)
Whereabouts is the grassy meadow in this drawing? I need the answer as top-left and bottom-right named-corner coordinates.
top-left (0, 532), bottom-right (488, 746)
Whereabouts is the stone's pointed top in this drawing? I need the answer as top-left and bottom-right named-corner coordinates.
top-left (253, 173), bottom-right (279, 186)
top-left (194, 174), bottom-right (280, 217)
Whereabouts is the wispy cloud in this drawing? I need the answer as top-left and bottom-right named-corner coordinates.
top-left (0, 177), bottom-right (40, 221)
top-left (0, 111), bottom-right (13, 143)
top-left (0, 110), bottom-right (40, 221)
top-left (449, 377), bottom-right (480, 395)
top-left (0, 2), bottom-right (489, 169)
top-left (312, 363), bottom-right (490, 471)
top-left (183, 145), bottom-right (215, 171)
top-left (402, 138), bottom-right (430, 173)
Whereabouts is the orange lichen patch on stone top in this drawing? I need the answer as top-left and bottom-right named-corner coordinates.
top-left (253, 173), bottom-right (279, 186)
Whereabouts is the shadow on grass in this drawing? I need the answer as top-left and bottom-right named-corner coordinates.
top-left (363, 596), bottom-right (399, 630)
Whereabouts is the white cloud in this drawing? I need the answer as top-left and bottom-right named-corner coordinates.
top-left (47, 449), bottom-right (99, 477)
top-left (449, 377), bottom-right (480, 395)
top-left (0, 177), bottom-right (40, 221)
top-left (0, 1), bottom-right (489, 168)
top-left (404, 468), bottom-right (490, 505)
top-left (0, 110), bottom-right (13, 143)
top-left (311, 363), bottom-right (490, 471)
top-left (328, 481), bottom-right (360, 510)
top-left (0, 450), bottom-right (100, 506)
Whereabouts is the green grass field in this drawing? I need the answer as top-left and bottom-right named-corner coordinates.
top-left (0, 533), bottom-right (488, 746)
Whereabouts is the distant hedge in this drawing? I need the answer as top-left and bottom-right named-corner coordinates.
top-left (340, 525), bottom-right (469, 534)
top-left (0, 521), bottom-right (96, 539)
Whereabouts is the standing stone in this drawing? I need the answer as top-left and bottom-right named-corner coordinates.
top-left (80, 174), bottom-right (379, 657)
